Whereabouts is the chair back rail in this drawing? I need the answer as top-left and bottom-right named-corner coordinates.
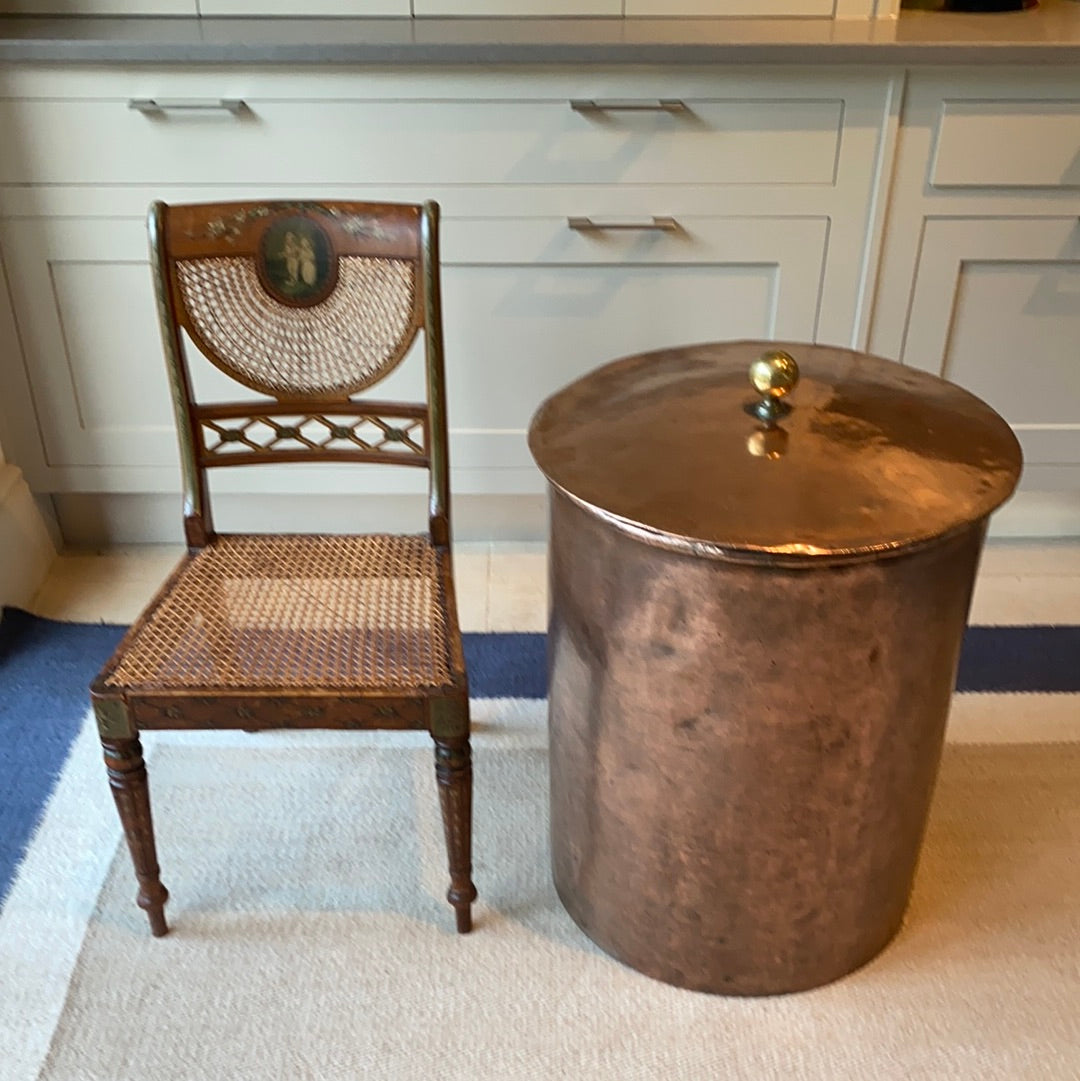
top-left (148, 199), bottom-right (450, 548)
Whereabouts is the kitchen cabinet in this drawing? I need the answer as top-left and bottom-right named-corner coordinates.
top-left (0, 65), bottom-right (893, 539)
top-left (870, 71), bottom-right (1080, 529)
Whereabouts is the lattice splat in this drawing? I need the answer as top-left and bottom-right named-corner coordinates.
top-left (198, 409), bottom-right (428, 465)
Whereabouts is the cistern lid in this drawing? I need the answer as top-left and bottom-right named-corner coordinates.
top-left (527, 340), bottom-right (1023, 564)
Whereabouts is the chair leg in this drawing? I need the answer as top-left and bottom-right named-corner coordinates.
top-left (433, 735), bottom-right (477, 933)
top-left (102, 737), bottom-right (170, 936)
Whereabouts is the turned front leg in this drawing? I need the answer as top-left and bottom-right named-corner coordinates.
top-left (434, 735), bottom-right (477, 933)
top-left (102, 737), bottom-right (169, 936)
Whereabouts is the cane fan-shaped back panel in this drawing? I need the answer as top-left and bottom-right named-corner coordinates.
top-left (165, 202), bottom-right (424, 401)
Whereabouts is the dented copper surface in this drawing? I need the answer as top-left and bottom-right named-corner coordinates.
top-left (530, 340), bottom-right (1022, 995)
top-left (547, 489), bottom-right (987, 995)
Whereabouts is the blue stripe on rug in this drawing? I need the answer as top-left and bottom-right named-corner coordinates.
top-left (468, 628), bottom-right (1080, 698)
top-left (463, 631), bottom-right (548, 699)
top-left (1, 607), bottom-right (1078, 909)
top-left (0, 609), bottom-right (126, 911)
top-left (957, 625), bottom-right (1080, 694)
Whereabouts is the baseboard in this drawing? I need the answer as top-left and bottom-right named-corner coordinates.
top-left (47, 489), bottom-right (1080, 547)
top-left (51, 492), bottom-right (549, 547)
top-left (0, 464), bottom-right (57, 608)
top-left (989, 491), bottom-right (1080, 540)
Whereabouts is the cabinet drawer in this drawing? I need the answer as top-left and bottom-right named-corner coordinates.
top-left (0, 212), bottom-right (826, 492)
top-left (932, 101), bottom-right (1080, 189)
top-left (0, 1), bottom-right (192, 11)
top-left (442, 217), bottom-right (827, 471)
top-left (0, 96), bottom-right (844, 187)
top-left (417, 0), bottom-right (829, 10)
top-left (199, 0), bottom-right (404, 11)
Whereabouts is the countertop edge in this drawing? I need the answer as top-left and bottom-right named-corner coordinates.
top-left (3, 42), bottom-right (1080, 65)
top-left (3, 12), bottom-right (1080, 66)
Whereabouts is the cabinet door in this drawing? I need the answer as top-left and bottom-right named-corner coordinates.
top-left (0, 217), bottom-right (178, 477)
top-left (440, 215), bottom-right (828, 493)
top-left (901, 217), bottom-right (1080, 480)
top-left (199, 0), bottom-right (407, 11)
top-left (0, 214), bottom-right (827, 496)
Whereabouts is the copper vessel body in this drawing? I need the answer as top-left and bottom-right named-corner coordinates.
top-left (547, 485), bottom-right (987, 995)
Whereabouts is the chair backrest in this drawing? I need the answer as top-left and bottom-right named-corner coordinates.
top-left (149, 199), bottom-right (451, 549)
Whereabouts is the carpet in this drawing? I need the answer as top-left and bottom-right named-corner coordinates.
top-left (0, 609), bottom-right (546, 908)
top-left (1, 610), bottom-right (1079, 1079)
top-left (3, 607), bottom-right (1078, 907)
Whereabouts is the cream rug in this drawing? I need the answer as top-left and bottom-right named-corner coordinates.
top-left (3, 697), bottom-right (1079, 1080)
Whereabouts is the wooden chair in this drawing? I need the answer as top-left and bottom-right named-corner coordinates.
top-left (90, 199), bottom-right (476, 935)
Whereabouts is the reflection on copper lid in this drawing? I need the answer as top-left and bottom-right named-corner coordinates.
top-left (747, 426), bottom-right (790, 460)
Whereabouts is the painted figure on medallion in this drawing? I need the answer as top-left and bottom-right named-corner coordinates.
top-left (258, 215), bottom-right (337, 306)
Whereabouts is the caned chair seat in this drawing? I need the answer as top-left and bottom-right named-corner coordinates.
top-left (90, 199), bottom-right (475, 937)
top-left (104, 534), bottom-right (454, 694)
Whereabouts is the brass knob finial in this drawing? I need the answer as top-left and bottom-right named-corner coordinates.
top-left (749, 350), bottom-right (800, 399)
top-left (745, 350), bottom-right (800, 425)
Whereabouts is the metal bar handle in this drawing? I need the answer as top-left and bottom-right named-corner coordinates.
top-left (570, 99), bottom-right (688, 114)
top-left (568, 216), bottom-right (680, 233)
top-left (129, 98), bottom-right (247, 116)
